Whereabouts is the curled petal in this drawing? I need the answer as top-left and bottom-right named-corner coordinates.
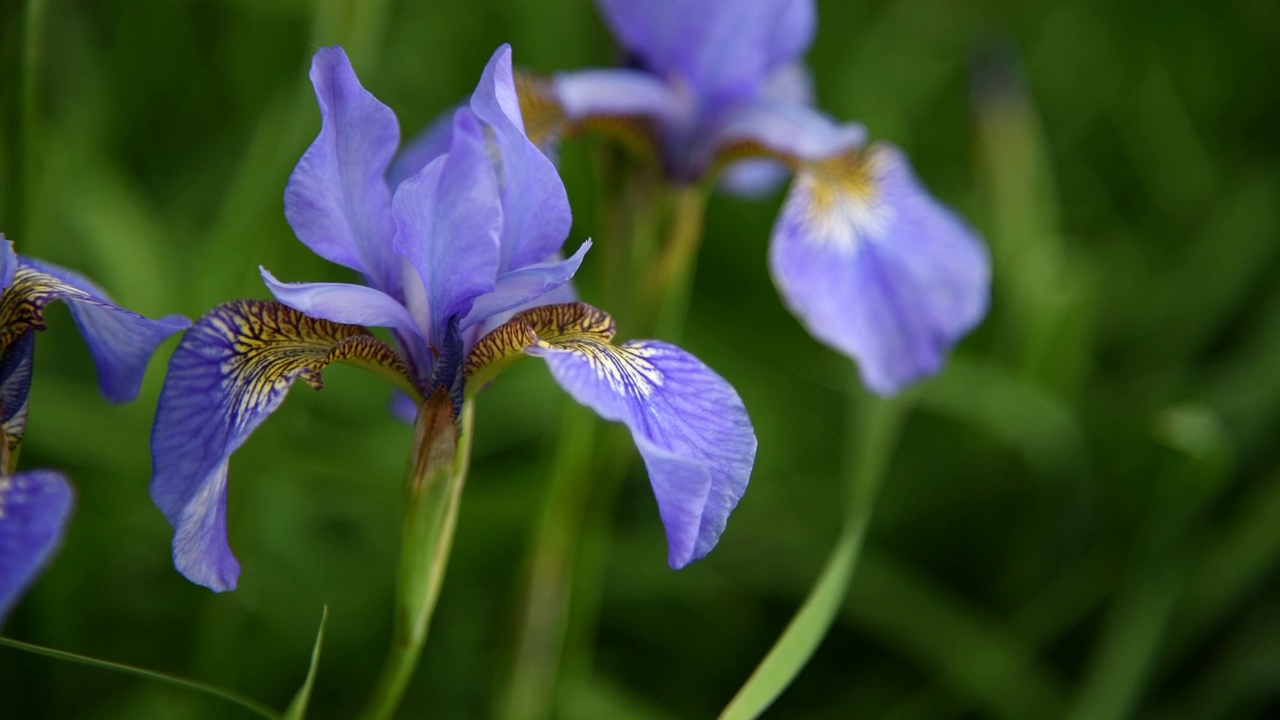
top-left (552, 69), bottom-right (682, 123)
top-left (3, 260), bottom-right (190, 403)
top-left (466, 303), bottom-right (756, 567)
top-left (460, 241), bottom-right (592, 332)
top-left (150, 300), bottom-right (416, 591)
top-left (392, 109), bottom-right (502, 346)
top-left (770, 144), bottom-right (991, 394)
top-left (261, 267), bottom-right (423, 338)
top-left (712, 99), bottom-right (865, 173)
top-left (0, 470), bottom-right (73, 623)
top-left (470, 45), bottom-right (573, 272)
top-left (285, 46), bottom-right (401, 293)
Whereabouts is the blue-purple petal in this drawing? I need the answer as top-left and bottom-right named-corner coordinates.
top-left (596, 0), bottom-right (812, 107)
top-left (470, 45), bottom-right (573, 272)
top-left (552, 69), bottom-right (682, 122)
top-left (460, 241), bottom-right (591, 332)
top-left (770, 145), bottom-right (991, 394)
top-left (529, 339), bottom-right (755, 567)
top-left (717, 64), bottom-right (814, 197)
top-left (151, 300), bottom-right (412, 591)
top-left (0, 470), bottom-right (73, 623)
top-left (387, 107), bottom-right (456, 190)
top-left (261, 267), bottom-right (423, 338)
top-left (715, 99), bottom-right (865, 165)
top-left (0, 237), bottom-right (16, 291)
top-left (765, 0), bottom-right (816, 71)
top-left (285, 46), bottom-right (401, 294)
top-left (392, 109), bottom-right (502, 345)
top-left (18, 258), bottom-right (191, 403)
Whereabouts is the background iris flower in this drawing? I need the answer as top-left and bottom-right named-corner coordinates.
top-left (0, 237), bottom-right (188, 623)
top-left (484, 0), bottom-right (991, 395)
top-left (149, 45), bottom-right (757, 593)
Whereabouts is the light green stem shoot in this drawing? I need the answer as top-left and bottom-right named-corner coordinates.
top-left (360, 391), bottom-right (476, 720)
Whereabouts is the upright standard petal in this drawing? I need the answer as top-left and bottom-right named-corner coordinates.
top-left (387, 108), bottom-right (456, 189)
top-left (392, 109), bottom-right (502, 345)
top-left (770, 145), bottom-right (991, 394)
top-left (4, 259), bottom-right (190, 403)
top-left (151, 300), bottom-right (416, 591)
top-left (470, 45), bottom-right (573, 272)
top-left (596, 0), bottom-right (812, 106)
top-left (285, 47), bottom-right (401, 293)
top-left (0, 470), bottom-right (73, 623)
top-left (465, 303), bottom-right (756, 567)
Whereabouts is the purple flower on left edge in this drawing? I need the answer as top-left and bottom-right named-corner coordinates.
top-left (149, 45), bottom-right (756, 593)
top-left (0, 236), bottom-right (189, 623)
top-left (462, 0), bottom-right (990, 396)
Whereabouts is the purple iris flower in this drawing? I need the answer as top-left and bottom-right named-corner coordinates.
top-left (451, 0), bottom-right (990, 395)
top-left (0, 237), bottom-right (189, 622)
top-left (149, 45), bottom-right (757, 593)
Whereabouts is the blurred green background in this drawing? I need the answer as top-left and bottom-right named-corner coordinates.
top-left (2, 0), bottom-right (1278, 717)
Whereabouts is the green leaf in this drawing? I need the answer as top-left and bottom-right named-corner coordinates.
top-left (718, 393), bottom-right (907, 720)
top-left (283, 605), bottom-right (330, 720)
top-left (718, 523), bottom-right (863, 720)
top-left (0, 635), bottom-right (278, 719)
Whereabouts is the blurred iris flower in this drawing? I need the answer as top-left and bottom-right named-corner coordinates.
top-left (0, 237), bottom-right (189, 622)
top-left (149, 46), bottom-right (757, 593)
top-left (460, 0), bottom-right (990, 395)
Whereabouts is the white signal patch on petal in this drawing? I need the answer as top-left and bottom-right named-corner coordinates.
top-left (790, 147), bottom-right (896, 255)
top-left (543, 338), bottom-right (665, 399)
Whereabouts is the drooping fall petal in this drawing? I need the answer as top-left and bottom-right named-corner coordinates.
top-left (466, 303), bottom-right (756, 567)
top-left (150, 300), bottom-right (416, 591)
top-left (0, 470), bottom-right (73, 624)
top-left (4, 259), bottom-right (189, 403)
top-left (770, 145), bottom-right (990, 394)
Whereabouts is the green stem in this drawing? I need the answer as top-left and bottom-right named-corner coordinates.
top-left (497, 402), bottom-right (598, 720)
top-left (644, 186), bottom-right (708, 338)
top-left (0, 636), bottom-right (279, 719)
top-left (360, 391), bottom-right (476, 720)
top-left (719, 388), bottom-right (910, 720)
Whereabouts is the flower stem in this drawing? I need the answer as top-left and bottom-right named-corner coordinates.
top-left (360, 390), bottom-right (475, 720)
top-left (718, 385), bottom-right (910, 720)
top-left (644, 185), bottom-right (708, 338)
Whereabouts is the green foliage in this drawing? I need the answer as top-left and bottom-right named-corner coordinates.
top-left (1, 0), bottom-right (1277, 718)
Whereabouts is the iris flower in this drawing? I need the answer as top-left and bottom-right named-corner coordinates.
top-left (472, 0), bottom-right (990, 395)
top-left (0, 237), bottom-right (189, 621)
top-left (149, 45), bottom-right (757, 593)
